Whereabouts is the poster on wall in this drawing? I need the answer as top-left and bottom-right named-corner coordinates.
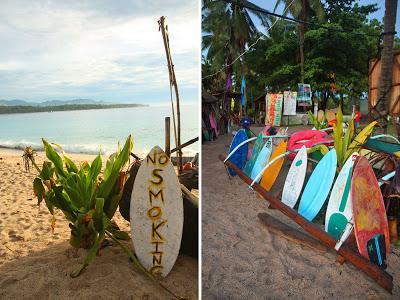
top-left (283, 91), bottom-right (297, 116)
top-left (297, 83), bottom-right (312, 106)
top-left (266, 93), bottom-right (283, 126)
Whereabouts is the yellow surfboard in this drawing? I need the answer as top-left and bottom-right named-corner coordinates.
top-left (260, 141), bottom-right (287, 191)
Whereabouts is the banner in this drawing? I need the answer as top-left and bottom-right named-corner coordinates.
top-left (240, 75), bottom-right (246, 107)
top-left (266, 93), bottom-right (283, 126)
top-left (297, 83), bottom-right (312, 106)
top-left (283, 91), bottom-right (297, 116)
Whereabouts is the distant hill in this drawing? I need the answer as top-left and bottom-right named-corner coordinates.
top-left (0, 99), bottom-right (29, 106)
top-left (0, 99), bottom-right (110, 106)
top-left (0, 103), bottom-right (148, 115)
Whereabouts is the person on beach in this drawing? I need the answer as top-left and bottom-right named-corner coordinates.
top-left (354, 106), bottom-right (361, 128)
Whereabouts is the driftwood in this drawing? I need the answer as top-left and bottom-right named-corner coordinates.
top-left (258, 213), bottom-right (327, 253)
top-left (219, 155), bottom-right (393, 293)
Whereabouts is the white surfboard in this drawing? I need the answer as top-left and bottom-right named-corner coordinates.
top-left (281, 145), bottom-right (307, 208)
top-left (325, 153), bottom-right (359, 241)
top-left (130, 146), bottom-right (183, 277)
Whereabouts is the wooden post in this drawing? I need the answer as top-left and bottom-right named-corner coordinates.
top-left (165, 117), bottom-right (171, 157)
top-left (158, 16), bottom-right (182, 174)
top-left (219, 155), bottom-right (393, 293)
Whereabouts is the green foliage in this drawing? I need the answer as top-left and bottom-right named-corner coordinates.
top-left (203, 0), bottom-right (383, 105)
top-left (32, 135), bottom-right (133, 277)
top-left (202, 0), bottom-right (271, 91)
top-left (332, 106), bottom-right (377, 167)
top-left (307, 110), bottom-right (328, 129)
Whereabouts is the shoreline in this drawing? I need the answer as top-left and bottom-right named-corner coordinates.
top-left (0, 146), bottom-right (197, 160)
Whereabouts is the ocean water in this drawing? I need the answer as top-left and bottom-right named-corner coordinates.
top-left (0, 103), bottom-right (198, 156)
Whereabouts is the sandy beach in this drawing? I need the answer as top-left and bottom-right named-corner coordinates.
top-left (202, 127), bottom-right (400, 299)
top-left (0, 148), bottom-right (197, 299)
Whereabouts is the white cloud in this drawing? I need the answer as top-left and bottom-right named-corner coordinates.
top-left (0, 0), bottom-right (199, 102)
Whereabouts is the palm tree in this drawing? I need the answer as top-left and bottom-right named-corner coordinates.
top-left (376, 0), bottom-right (398, 130)
top-left (274, 0), bottom-right (325, 83)
top-left (202, 0), bottom-right (271, 86)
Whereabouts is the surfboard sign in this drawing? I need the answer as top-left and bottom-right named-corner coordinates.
top-left (282, 145), bottom-right (307, 208)
top-left (130, 146), bottom-right (183, 277)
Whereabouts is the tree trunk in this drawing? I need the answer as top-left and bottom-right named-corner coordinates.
top-left (298, 0), bottom-right (306, 83)
top-left (299, 24), bottom-right (305, 83)
top-left (376, 0), bottom-right (398, 130)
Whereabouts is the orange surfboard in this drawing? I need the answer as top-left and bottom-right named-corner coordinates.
top-left (351, 156), bottom-right (390, 268)
top-left (260, 141), bottom-right (287, 191)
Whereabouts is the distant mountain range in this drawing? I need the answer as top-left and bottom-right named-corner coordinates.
top-left (0, 99), bottom-right (110, 106)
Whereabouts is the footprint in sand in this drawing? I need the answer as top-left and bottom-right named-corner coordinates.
top-left (8, 230), bottom-right (24, 242)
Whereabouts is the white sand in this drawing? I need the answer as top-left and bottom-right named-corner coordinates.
top-left (0, 148), bottom-right (197, 299)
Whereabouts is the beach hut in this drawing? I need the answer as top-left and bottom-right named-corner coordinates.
top-left (368, 50), bottom-right (400, 116)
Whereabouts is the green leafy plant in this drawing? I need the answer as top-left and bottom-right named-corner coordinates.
top-left (30, 136), bottom-right (182, 298)
top-left (32, 135), bottom-right (133, 276)
top-left (307, 110), bottom-right (328, 130)
top-left (333, 106), bottom-right (377, 167)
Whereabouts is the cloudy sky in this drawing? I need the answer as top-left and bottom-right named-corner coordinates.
top-left (0, 0), bottom-right (199, 104)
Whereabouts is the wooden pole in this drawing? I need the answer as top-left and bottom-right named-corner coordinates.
top-left (219, 155), bottom-right (393, 293)
top-left (170, 137), bottom-right (199, 154)
top-left (158, 16), bottom-right (182, 173)
top-left (165, 117), bottom-right (171, 157)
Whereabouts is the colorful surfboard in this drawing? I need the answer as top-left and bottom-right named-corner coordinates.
top-left (130, 146), bottom-right (183, 277)
top-left (250, 139), bottom-right (273, 182)
top-left (351, 156), bottom-right (390, 268)
top-left (298, 149), bottom-right (337, 221)
top-left (227, 129), bottom-right (248, 177)
top-left (282, 145), bottom-right (308, 208)
top-left (260, 141), bottom-right (288, 191)
top-left (244, 133), bottom-right (264, 176)
top-left (325, 153), bottom-right (359, 240)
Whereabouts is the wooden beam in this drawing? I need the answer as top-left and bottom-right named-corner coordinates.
top-left (171, 137), bottom-right (199, 154)
top-left (258, 213), bottom-right (327, 253)
top-left (219, 155), bottom-right (393, 293)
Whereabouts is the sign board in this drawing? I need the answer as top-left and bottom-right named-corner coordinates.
top-left (266, 93), bottom-right (283, 126)
top-left (297, 83), bottom-right (312, 106)
top-left (283, 91), bottom-right (297, 116)
top-left (130, 146), bottom-right (183, 277)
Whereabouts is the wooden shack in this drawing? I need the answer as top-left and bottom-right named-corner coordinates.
top-left (368, 51), bottom-right (400, 116)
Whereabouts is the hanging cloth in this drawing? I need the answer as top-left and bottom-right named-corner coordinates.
top-left (240, 75), bottom-right (246, 107)
top-left (226, 73), bottom-right (231, 91)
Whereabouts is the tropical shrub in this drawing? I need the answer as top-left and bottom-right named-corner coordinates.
top-left (333, 106), bottom-right (377, 167)
top-left (31, 136), bottom-right (135, 277)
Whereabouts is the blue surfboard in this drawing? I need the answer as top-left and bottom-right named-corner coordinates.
top-left (227, 129), bottom-right (248, 176)
top-left (244, 133), bottom-right (264, 177)
top-left (250, 139), bottom-right (273, 182)
top-left (298, 149), bottom-right (337, 221)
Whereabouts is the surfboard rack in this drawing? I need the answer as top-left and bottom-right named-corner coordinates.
top-left (219, 154), bottom-right (394, 294)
